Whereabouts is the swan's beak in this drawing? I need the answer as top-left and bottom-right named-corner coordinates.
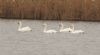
top-left (18, 22), bottom-right (19, 24)
top-left (18, 21), bottom-right (22, 24)
top-left (59, 24), bottom-right (61, 27)
top-left (30, 30), bottom-right (32, 31)
top-left (69, 30), bottom-right (71, 32)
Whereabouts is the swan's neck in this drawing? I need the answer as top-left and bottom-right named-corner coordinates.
top-left (44, 25), bottom-right (47, 32)
top-left (60, 24), bottom-right (64, 30)
top-left (18, 22), bottom-right (22, 29)
top-left (70, 24), bottom-right (75, 31)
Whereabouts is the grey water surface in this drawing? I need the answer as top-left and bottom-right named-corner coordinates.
top-left (0, 18), bottom-right (100, 55)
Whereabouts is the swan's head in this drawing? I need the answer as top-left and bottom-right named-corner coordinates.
top-left (18, 21), bottom-right (22, 25)
top-left (59, 22), bottom-right (63, 27)
top-left (69, 24), bottom-right (74, 29)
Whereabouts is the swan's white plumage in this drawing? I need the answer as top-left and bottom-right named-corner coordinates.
top-left (43, 23), bottom-right (57, 33)
top-left (69, 24), bottom-right (84, 34)
top-left (60, 28), bottom-right (71, 32)
top-left (59, 23), bottom-right (71, 32)
top-left (70, 30), bottom-right (84, 34)
top-left (18, 21), bottom-right (32, 32)
top-left (44, 30), bottom-right (57, 33)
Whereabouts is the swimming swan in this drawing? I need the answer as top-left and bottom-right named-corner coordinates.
top-left (59, 23), bottom-right (72, 32)
top-left (18, 21), bottom-right (32, 32)
top-left (43, 23), bottom-right (57, 33)
top-left (69, 24), bottom-right (84, 34)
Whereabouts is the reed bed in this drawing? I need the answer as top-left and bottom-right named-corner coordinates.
top-left (0, 0), bottom-right (100, 21)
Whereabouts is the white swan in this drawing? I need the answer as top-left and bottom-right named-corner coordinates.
top-left (69, 24), bottom-right (84, 34)
top-left (59, 23), bottom-right (72, 32)
top-left (43, 23), bottom-right (57, 33)
top-left (70, 30), bottom-right (84, 34)
top-left (18, 21), bottom-right (32, 32)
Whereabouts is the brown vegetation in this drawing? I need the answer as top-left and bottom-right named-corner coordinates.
top-left (0, 0), bottom-right (100, 21)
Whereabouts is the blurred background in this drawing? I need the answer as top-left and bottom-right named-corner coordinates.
top-left (0, 0), bottom-right (100, 21)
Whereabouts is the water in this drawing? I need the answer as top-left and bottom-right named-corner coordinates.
top-left (0, 18), bottom-right (100, 55)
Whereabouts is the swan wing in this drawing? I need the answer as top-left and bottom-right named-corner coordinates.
top-left (18, 26), bottom-right (32, 32)
top-left (48, 30), bottom-right (57, 32)
top-left (64, 28), bottom-right (71, 31)
top-left (71, 30), bottom-right (84, 34)
top-left (60, 28), bottom-right (71, 32)
top-left (44, 30), bottom-right (57, 33)
top-left (22, 26), bottom-right (32, 30)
